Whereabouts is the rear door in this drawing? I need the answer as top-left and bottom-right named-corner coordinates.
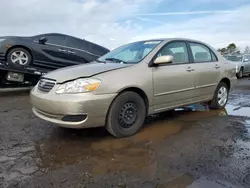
top-left (187, 42), bottom-right (221, 100)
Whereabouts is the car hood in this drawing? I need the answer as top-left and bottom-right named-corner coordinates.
top-left (42, 62), bottom-right (132, 83)
top-left (228, 60), bottom-right (242, 66)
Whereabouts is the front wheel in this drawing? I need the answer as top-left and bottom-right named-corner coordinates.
top-left (106, 91), bottom-right (146, 138)
top-left (209, 82), bottom-right (229, 109)
top-left (236, 69), bottom-right (243, 79)
top-left (7, 48), bottom-right (32, 67)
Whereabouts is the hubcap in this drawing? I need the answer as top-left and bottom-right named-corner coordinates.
top-left (217, 86), bottom-right (228, 106)
top-left (11, 51), bottom-right (29, 65)
top-left (118, 102), bottom-right (137, 128)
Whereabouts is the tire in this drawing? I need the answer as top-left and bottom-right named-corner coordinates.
top-left (209, 82), bottom-right (229, 109)
top-left (7, 47), bottom-right (32, 67)
top-left (236, 69), bottom-right (243, 79)
top-left (106, 91), bottom-right (146, 138)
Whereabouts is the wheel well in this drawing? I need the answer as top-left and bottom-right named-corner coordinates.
top-left (5, 45), bottom-right (33, 61)
top-left (220, 78), bottom-right (231, 90)
top-left (119, 87), bottom-right (149, 114)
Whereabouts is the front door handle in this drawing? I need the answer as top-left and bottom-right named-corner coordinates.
top-left (215, 64), bottom-right (220, 69)
top-left (68, 50), bottom-right (75, 54)
top-left (186, 67), bottom-right (195, 72)
top-left (58, 48), bottom-right (66, 52)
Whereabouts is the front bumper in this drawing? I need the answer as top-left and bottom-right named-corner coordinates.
top-left (30, 85), bottom-right (117, 128)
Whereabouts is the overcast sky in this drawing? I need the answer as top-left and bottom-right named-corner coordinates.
top-left (1, 0), bottom-right (250, 50)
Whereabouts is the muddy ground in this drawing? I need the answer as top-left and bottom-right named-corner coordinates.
top-left (0, 79), bottom-right (250, 188)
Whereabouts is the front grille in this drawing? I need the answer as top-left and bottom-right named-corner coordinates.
top-left (38, 78), bottom-right (56, 92)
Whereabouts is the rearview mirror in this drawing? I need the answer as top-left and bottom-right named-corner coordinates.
top-left (154, 55), bottom-right (173, 65)
top-left (38, 37), bottom-right (48, 44)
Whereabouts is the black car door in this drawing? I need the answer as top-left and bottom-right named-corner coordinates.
top-left (65, 36), bottom-right (101, 63)
top-left (34, 35), bottom-right (79, 69)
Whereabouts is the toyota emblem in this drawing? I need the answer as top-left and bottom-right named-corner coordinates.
top-left (40, 80), bottom-right (46, 87)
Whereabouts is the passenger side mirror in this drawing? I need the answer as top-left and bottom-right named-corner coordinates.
top-left (154, 55), bottom-right (173, 65)
top-left (38, 37), bottom-right (48, 45)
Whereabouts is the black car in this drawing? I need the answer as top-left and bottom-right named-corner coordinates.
top-left (0, 33), bottom-right (110, 70)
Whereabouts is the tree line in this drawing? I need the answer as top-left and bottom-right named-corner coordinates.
top-left (217, 43), bottom-right (250, 56)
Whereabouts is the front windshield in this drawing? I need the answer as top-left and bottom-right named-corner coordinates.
top-left (224, 55), bottom-right (242, 62)
top-left (98, 40), bottom-right (163, 64)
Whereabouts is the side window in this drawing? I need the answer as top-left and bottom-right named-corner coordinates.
top-left (244, 55), bottom-right (250, 61)
top-left (67, 37), bottom-right (85, 49)
top-left (157, 41), bottom-right (189, 64)
top-left (46, 35), bottom-right (66, 46)
top-left (189, 42), bottom-right (212, 63)
top-left (211, 52), bottom-right (218, 62)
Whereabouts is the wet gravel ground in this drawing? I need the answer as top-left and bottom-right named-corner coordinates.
top-left (0, 79), bottom-right (250, 188)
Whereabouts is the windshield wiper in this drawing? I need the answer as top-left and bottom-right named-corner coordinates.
top-left (105, 58), bottom-right (128, 64)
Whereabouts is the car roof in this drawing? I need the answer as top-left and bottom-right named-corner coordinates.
top-left (134, 37), bottom-right (207, 43)
top-left (130, 38), bottom-right (216, 49)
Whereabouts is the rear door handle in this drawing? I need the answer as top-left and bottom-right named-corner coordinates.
top-left (68, 50), bottom-right (75, 54)
top-left (215, 64), bottom-right (220, 69)
top-left (58, 48), bottom-right (66, 52)
top-left (186, 67), bottom-right (195, 72)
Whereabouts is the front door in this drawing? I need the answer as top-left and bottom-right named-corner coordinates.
top-left (152, 41), bottom-right (196, 112)
top-left (36, 35), bottom-right (78, 68)
top-left (188, 42), bottom-right (221, 100)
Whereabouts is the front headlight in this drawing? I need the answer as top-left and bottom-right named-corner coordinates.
top-left (56, 78), bottom-right (101, 94)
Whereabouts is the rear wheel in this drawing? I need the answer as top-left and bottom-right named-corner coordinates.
top-left (7, 48), bottom-right (32, 67)
top-left (106, 91), bottom-right (146, 138)
top-left (209, 82), bottom-right (229, 109)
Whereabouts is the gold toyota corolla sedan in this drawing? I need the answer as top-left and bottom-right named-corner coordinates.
top-left (30, 38), bottom-right (237, 137)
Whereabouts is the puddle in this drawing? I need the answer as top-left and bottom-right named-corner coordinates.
top-left (226, 104), bottom-right (250, 118)
top-left (245, 120), bottom-right (250, 135)
top-left (161, 173), bottom-right (195, 188)
top-left (31, 105), bottom-right (229, 175)
top-left (34, 138), bottom-right (155, 175)
top-left (1, 103), bottom-right (243, 186)
top-left (187, 177), bottom-right (240, 188)
top-left (158, 174), bottom-right (239, 188)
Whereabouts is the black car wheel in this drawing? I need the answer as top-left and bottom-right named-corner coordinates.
top-left (106, 91), bottom-right (146, 138)
top-left (7, 48), bottom-right (32, 67)
top-left (209, 82), bottom-right (229, 109)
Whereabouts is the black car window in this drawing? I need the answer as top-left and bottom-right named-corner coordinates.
top-left (156, 41), bottom-right (189, 64)
top-left (46, 35), bottom-right (66, 46)
top-left (66, 37), bottom-right (85, 49)
top-left (66, 37), bottom-right (109, 56)
top-left (189, 42), bottom-right (213, 63)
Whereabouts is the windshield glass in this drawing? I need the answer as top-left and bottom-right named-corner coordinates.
top-left (98, 40), bottom-right (163, 64)
top-left (224, 55), bottom-right (242, 62)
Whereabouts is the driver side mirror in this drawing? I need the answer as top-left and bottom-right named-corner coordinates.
top-left (38, 37), bottom-right (48, 44)
top-left (154, 55), bottom-right (173, 65)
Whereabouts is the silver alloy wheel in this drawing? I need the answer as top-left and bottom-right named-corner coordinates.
top-left (217, 86), bottom-right (228, 106)
top-left (10, 51), bottom-right (29, 65)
